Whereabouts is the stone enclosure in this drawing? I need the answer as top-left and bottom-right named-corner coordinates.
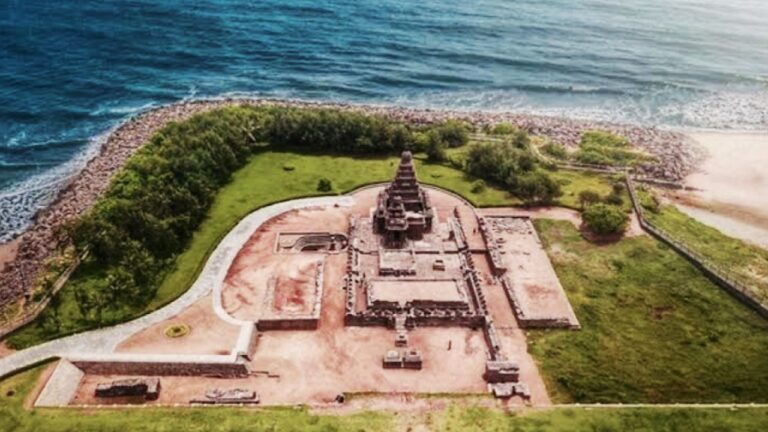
top-left (33, 152), bottom-right (579, 408)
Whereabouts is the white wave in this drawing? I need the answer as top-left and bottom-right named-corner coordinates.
top-left (5, 130), bottom-right (27, 149)
top-left (0, 126), bottom-right (114, 243)
top-left (90, 101), bottom-right (158, 117)
top-left (386, 87), bottom-right (768, 130)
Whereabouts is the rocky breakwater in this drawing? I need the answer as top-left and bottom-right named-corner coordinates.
top-left (0, 102), bottom-right (219, 310)
top-left (0, 98), bottom-right (702, 314)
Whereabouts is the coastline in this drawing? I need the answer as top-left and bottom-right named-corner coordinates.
top-left (0, 98), bottom-right (703, 309)
top-left (667, 131), bottom-right (768, 248)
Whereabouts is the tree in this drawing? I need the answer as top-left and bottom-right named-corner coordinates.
top-left (425, 130), bottom-right (447, 162)
top-left (612, 181), bottom-right (625, 195)
top-left (317, 178), bottom-right (333, 192)
top-left (604, 193), bottom-right (624, 206)
top-left (541, 142), bottom-right (568, 159)
top-left (471, 180), bottom-right (487, 194)
top-left (433, 120), bottom-right (470, 148)
top-left (578, 190), bottom-right (601, 210)
top-left (513, 171), bottom-right (562, 205)
top-left (488, 122), bottom-right (516, 135)
top-left (41, 294), bottom-right (62, 333)
top-left (583, 203), bottom-right (629, 235)
top-left (509, 130), bottom-right (531, 150)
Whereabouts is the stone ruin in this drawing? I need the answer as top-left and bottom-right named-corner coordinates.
top-left (341, 151), bottom-right (531, 398)
top-left (373, 151), bottom-right (434, 248)
top-left (191, 388), bottom-right (260, 405)
top-left (95, 377), bottom-right (160, 401)
top-left (276, 232), bottom-right (348, 253)
top-left (344, 153), bottom-right (487, 330)
top-left (382, 349), bottom-right (423, 369)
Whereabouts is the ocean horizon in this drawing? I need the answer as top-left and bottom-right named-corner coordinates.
top-left (1, 0), bottom-right (767, 241)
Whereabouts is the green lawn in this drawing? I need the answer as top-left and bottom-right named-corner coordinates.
top-left (644, 204), bottom-right (768, 304)
top-left (549, 169), bottom-right (629, 210)
top-left (1, 364), bottom-right (767, 432)
top-left (435, 405), bottom-right (768, 432)
top-left (529, 220), bottom-right (768, 404)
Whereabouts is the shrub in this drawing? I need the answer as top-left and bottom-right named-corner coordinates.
top-left (425, 130), bottom-right (448, 162)
top-left (581, 130), bottom-right (629, 148)
top-left (578, 190), bottom-right (601, 209)
top-left (317, 178), bottom-right (333, 192)
top-left (488, 122), bottom-right (517, 135)
top-left (432, 120), bottom-right (470, 148)
top-left (604, 193), bottom-right (624, 206)
top-left (471, 180), bottom-right (487, 194)
top-left (574, 130), bottom-right (646, 167)
top-left (575, 149), bottom-right (613, 166)
top-left (509, 130), bottom-right (531, 149)
top-left (513, 171), bottom-right (562, 205)
top-left (583, 203), bottom-right (629, 235)
top-left (541, 142), bottom-right (568, 159)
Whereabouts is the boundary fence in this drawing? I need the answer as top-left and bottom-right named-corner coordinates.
top-left (626, 176), bottom-right (768, 318)
top-left (0, 251), bottom-right (87, 339)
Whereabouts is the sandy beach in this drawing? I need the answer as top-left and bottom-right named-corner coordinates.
top-left (671, 132), bottom-right (768, 248)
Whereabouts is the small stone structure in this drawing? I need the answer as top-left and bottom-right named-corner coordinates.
top-left (191, 388), bottom-right (260, 405)
top-left (483, 360), bottom-right (520, 383)
top-left (491, 382), bottom-right (531, 400)
top-left (381, 349), bottom-right (423, 369)
top-left (276, 232), bottom-right (348, 253)
top-left (481, 215), bottom-right (580, 329)
top-left (95, 377), bottom-right (160, 401)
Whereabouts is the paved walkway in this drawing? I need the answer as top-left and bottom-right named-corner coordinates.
top-left (0, 195), bottom-right (355, 379)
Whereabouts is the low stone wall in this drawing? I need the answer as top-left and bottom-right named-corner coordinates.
top-left (345, 313), bottom-right (391, 327)
top-left (72, 359), bottom-right (249, 378)
top-left (410, 314), bottom-right (485, 328)
top-left (256, 318), bottom-right (318, 331)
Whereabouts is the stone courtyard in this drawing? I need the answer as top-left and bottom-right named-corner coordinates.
top-left (26, 152), bottom-right (580, 408)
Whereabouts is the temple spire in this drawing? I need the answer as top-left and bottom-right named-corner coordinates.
top-left (373, 151), bottom-right (434, 248)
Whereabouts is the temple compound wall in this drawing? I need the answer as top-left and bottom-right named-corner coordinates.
top-left (33, 151), bottom-right (578, 407)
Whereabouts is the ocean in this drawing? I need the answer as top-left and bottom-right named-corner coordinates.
top-left (1, 0), bottom-right (767, 241)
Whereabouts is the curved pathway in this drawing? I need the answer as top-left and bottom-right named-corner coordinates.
top-left (0, 195), bottom-right (355, 379)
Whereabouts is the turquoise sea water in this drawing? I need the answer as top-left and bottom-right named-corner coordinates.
top-left (1, 0), bottom-right (767, 239)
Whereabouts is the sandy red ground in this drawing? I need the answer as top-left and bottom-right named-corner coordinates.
top-left (116, 295), bottom-right (240, 355)
top-left (481, 216), bottom-right (579, 328)
top-left (470, 252), bottom-right (552, 406)
top-left (221, 205), bottom-right (354, 321)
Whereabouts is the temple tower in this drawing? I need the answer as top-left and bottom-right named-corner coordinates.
top-left (373, 151), bottom-right (434, 248)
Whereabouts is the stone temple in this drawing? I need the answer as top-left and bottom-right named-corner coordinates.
top-left (373, 151), bottom-right (434, 248)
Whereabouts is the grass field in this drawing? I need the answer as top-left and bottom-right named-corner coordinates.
top-left (1, 364), bottom-right (767, 432)
top-left (529, 220), bottom-right (768, 403)
top-left (644, 204), bottom-right (768, 304)
top-left (549, 169), bottom-right (629, 210)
